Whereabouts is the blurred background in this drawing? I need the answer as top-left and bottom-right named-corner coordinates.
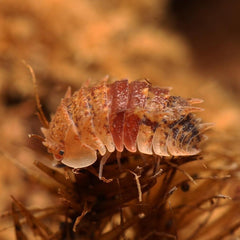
top-left (0, 0), bottom-right (239, 239)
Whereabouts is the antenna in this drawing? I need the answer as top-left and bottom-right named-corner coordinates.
top-left (23, 60), bottom-right (49, 128)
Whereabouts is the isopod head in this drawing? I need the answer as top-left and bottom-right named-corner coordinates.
top-left (41, 88), bottom-right (98, 168)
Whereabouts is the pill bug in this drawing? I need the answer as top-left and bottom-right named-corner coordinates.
top-left (40, 78), bottom-right (212, 178)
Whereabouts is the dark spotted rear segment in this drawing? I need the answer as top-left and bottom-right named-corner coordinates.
top-left (42, 79), bottom-right (212, 169)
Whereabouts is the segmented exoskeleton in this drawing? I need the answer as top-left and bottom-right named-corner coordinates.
top-left (41, 78), bottom-right (212, 179)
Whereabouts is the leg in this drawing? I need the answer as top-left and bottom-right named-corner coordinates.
top-left (116, 151), bottom-right (122, 171)
top-left (152, 156), bottom-right (163, 178)
top-left (99, 151), bottom-right (112, 182)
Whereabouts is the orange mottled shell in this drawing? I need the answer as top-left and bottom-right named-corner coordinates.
top-left (41, 79), bottom-right (212, 168)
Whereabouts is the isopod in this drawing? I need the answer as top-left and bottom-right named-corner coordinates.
top-left (40, 78), bottom-right (212, 179)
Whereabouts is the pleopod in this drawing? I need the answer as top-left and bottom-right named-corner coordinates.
top-left (41, 78), bottom-right (212, 179)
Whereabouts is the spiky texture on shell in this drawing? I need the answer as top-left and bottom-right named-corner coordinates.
top-left (42, 79), bottom-right (212, 168)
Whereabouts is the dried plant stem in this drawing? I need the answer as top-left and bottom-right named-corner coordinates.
top-left (34, 161), bottom-right (74, 189)
top-left (141, 231), bottom-right (177, 240)
top-left (11, 196), bottom-right (52, 239)
top-left (73, 202), bottom-right (90, 232)
top-left (99, 215), bottom-right (140, 240)
top-left (12, 203), bottom-right (28, 240)
top-left (209, 220), bottom-right (240, 240)
top-left (166, 160), bottom-right (197, 185)
top-left (128, 170), bottom-right (143, 202)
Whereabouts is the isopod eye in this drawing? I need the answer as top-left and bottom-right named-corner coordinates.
top-left (59, 150), bottom-right (64, 156)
